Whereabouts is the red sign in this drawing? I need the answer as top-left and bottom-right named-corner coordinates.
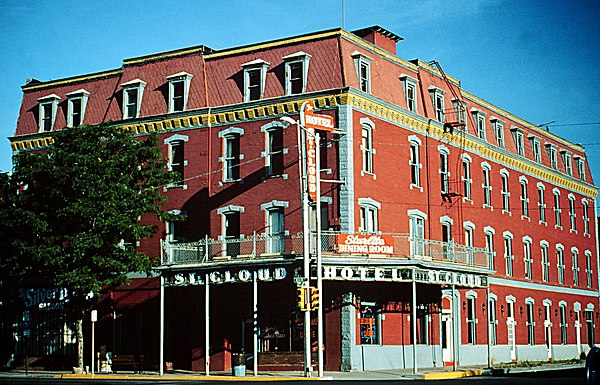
top-left (337, 234), bottom-right (395, 255)
top-left (306, 129), bottom-right (318, 202)
top-left (300, 101), bottom-right (335, 132)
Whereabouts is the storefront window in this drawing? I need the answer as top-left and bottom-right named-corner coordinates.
top-left (360, 304), bottom-right (380, 345)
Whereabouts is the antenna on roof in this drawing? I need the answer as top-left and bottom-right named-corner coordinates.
top-left (538, 120), bottom-right (556, 131)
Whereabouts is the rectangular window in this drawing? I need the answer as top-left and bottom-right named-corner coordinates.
top-left (477, 115), bottom-right (486, 139)
top-left (586, 252), bottom-right (593, 288)
top-left (489, 298), bottom-right (497, 345)
top-left (524, 241), bottom-right (533, 280)
top-left (560, 305), bottom-right (567, 345)
top-left (504, 236), bottom-right (514, 276)
top-left (247, 69), bottom-right (261, 101)
top-left (433, 93), bottom-right (445, 122)
top-left (359, 62), bottom-right (370, 93)
top-left (223, 211), bottom-right (241, 258)
top-left (440, 152), bottom-right (449, 194)
top-left (569, 197), bottom-right (577, 232)
top-left (416, 307), bottom-right (430, 345)
top-left (573, 250), bottom-right (579, 286)
top-left (125, 88), bottom-right (139, 119)
top-left (170, 140), bottom-right (185, 186)
top-left (70, 98), bottom-right (82, 127)
top-left (41, 102), bottom-right (53, 131)
top-left (548, 145), bottom-right (558, 169)
top-left (501, 174), bottom-right (510, 212)
top-left (541, 244), bottom-right (549, 282)
top-left (410, 216), bottom-right (425, 256)
top-left (224, 134), bottom-right (241, 181)
top-left (462, 159), bottom-right (471, 200)
top-left (171, 80), bottom-right (185, 112)
top-left (406, 82), bottom-right (417, 112)
top-left (453, 99), bottom-right (466, 127)
top-left (467, 297), bottom-right (477, 344)
top-left (531, 138), bottom-right (542, 163)
top-left (287, 61), bottom-right (304, 95)
top-left (482, 167), bottom-right (491, 206)
top-left (514, 131), bottom-right (525, 156)
top-left (520, 181), bottom-right (529, 218)
top-left (359, 304), bottom-right (380, 345)
top-left (557, 248), bottom-right (565, 284)
top-left (266, 208), bottom-right (285, 254)
top-left (494, 121), bottom-right (505, 148)
top-left (538, 187), bottom-right (546, 223)
top-left (410, 142), bottom-right (421, 187)
top-left (554, 192), bottom-right (562, 228)
top-left (360, 205), bottom-right (378, 234)
top-left (563, 152), bottom-right (573, 176)
top-left (442, 222), bottom-right (452, 259)
top-left (362, 124), bottom-right (374, 174)
top-left (576, 157), bottom-right (586, 181)
top-left (485, 232), bottom-right (495, 270)
top-left (527, 303), bottom-right (535, 345)
top-left (266, 128), bottom-right (284, 177)
top-left (583, 201), bottom-right (590, 235)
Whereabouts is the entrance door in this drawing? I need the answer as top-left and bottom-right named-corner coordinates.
top-left (441, 310), bottom-right (453, 364)
top-left (544, 304), bottom-right (552, 360)
top-left (507, 301), bottom-right (517, 361)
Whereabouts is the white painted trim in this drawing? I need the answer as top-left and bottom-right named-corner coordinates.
top-left (490, 277), bottom-right (599, 297)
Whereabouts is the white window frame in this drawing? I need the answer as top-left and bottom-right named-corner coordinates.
top-left (409, 135), bottom-right (422, 189)
top-left (523, 236), bottom-right (533, 280)
top-left (529, 136), bottom-right (542, 163)
top-left (583, 199), bottom-right (590, 236)
top-left (471, 108), bottom-right (486, 140)
top-left (585, 250), bottom-right (593, 288)
top-left (511, 126), bottom-right (525, 156)
top-left (452, 98), bottom-right (467, 128)
top-left (572, 247), bottom-right (580, 286)
top-left (559, 302), bottom-right (568, 345)
top-left (500, 169), bottom-right (510, 214)
top-left (121, 79), bottom-right (146, 119)
top-left (504, 231), bottom-right (514, 277)
top-left (546, 143), bottom-right (558, 170)
top-left (526, 298), bottom-right (535, 345)
top-left (541, 241), bottom-right (550, 282)
top-left (361, 118), bottom-right (375, 176)
top-left (261, 121), bottom-right (288, 178)
top-left (65, 89), bottom-right (90, 128)
top-left (568, 194), bottom-right (577, 233)
top-left (561, 150), bottom-right (573, 176)
top-left (575, 156), bottom-right (586, 181)
top-left (482, 162), bottom-right (492, 208)
top-left (466, 291), bottom-right (478, 345)
top-left (461, 154), bottom-right (472, 201)
top-left (242, 59), bottom-right (269, 102)
top-left (359, 198), bottom-right (381, 234)
top-left (283, 51), bottom-right (311, 95)
top-left (261, 200), bottom-right (289, 254)
top-left (217, 205), bottom-right (245, 257)
top-left (557, 244), bottom-right (565, 284)
top-left (489, 294), bottom-right (498, 345)
top-left (219, 127), bottom-right (245, 182)
top-left (439, 145), bottom-right (450, 195)
top-left (484, 226), bottom-right (496, 271)
top-left (38, 94), bottom-right (61, 132)
top-left (491, 117), bottom-right (505, 148)
top-left (166, 72), bottom-right (193, 113)
top-left (352, 51), bottom-right (373, 94)
top-left (400, 74), bottom-right (418, 113)
top-left (553, 188), bottom-right (562, 229)
top-left (164, 134), bottom-right (189, 189)
top-left (429, 86), bottom-right (446, 123)
top-left (537, 182), bottom-right (546, 224)
top-left (408, 209), bottom-right (427, 257)
top-left (519, 176), bottom-right (529, 219)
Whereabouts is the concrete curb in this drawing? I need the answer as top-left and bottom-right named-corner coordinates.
top-left (55, 373), bottom-right (324, 381)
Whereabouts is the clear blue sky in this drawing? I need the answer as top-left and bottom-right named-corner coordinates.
top-left (1, 0), bottom-right (599, 204)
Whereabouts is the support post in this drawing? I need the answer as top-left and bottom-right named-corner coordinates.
top-left (412, 280), bottom-right (418, 374)
top-left (253, 270), bottom-right (258, 376)
top-left (299, 124), bottom-right (312, 377)
top-left (205, 273), bottom-right (210, 376)
top-left (486, 285), bottom-right (491, 369)
top-left (159, 276), bottom-right (165, 375)
top-left (315, 132), bottom-right (324, 378)
top-left (452, 283), bottom-right (457, 371)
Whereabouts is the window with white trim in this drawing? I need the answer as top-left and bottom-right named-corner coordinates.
top-left (568, 194), bottom-right (577, 233)
top-left (501, 170), bottom-right (510, 213)
top-left (572, 247), bottom-right (580, 286)
top-left (520, 177), bottom-right (529, 219)
top-left (165, 134), bottom-right (189, 188)
top-left (242, 59), bottom-right (269, 102)
top-left (530, 136), bottom-right (542, 163)
top-left (261, 200), bottom-right (288, 254)
top-left (482, 163), bottom-right (492, 207)
top-left (466, 293), bottom-right (477, 344)
top-left (409, 209), bottom-right (427, 257)
top-left (441, 217), bottom-right (453, 259)
top-left (352, 51), bottom-right (373, 94)
top-left (262, 122), bottom-right (286, 178)
top-left (585, 250), bottom-right (593, 288)
top-left (485, 227), bottom-right (495, 271)
top-left (409, 136), bottom-right (422, 187)
top-left (219, 127), bottom-right (244, 182)
top-left (489, 295), bottom-right (498, 345)
top-left (462, 155), bottom-right (472, 200)
top-left (121, 79), bottom-right (146, 119)
top-left (561, 151), bottom-right (573, 176)
top-left (38, 94), bottom-right (61, 132)
top-left (283, 51), bottom-right (311, 95)
top-left (453, 98), bottom-right (467, 128)
top-left (472, 109), bottom-right (486, 140)
top-left (361, 119), bottom-right (375, 175)
top-left (217, 205), bottom-right (244, 258)
top-left (583, 199), bottom-right (590, 236)
top-left (553, 189), bottom-right (562, 228)
top-left (511, 127), bottom-right (525, 156)
top-left (492, 118), bottom-right (505, 148)
top-left (537, 183), bottom-right (546, 224)
top-left (523, 237), bottom-right (533, 280)
top-left (526, 299), bottom-right (535, 345)
top-left (400, 74), bottom-right (418, 113)
top-left (559, 302), bottom-right (568, 344)
top-left (546, 144), bottom-right (558, 170)
top-left (504, 232), bottom-right (514, 277)
top-left (439, 146), bottom-right (449, 195)
top-left (541, 241), bottom-right (550, 282)
top-left (430, 86), bottom-right (445, 122)
top-left (359, 198), bottom-right (380, 234)
top-left (575, 156), bottom-right (586, 181)
top-left (557, 245), bottom-right (565, 284)
top-left (66, 89), bottom-right (90, 128)
top-left (167, 72), bottom-right (193, 113)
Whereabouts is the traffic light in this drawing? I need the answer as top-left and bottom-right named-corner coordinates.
top-left (309, 287), bottom-right (319, 311)
top-left (296, 287), bottom-right (308, 311)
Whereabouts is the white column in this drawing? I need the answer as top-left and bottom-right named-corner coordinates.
top-left (315, 132), bottom-right (324, 378)
top-left (412, 279), bottom-right (418, 374)
top-left (253, 270), bottom-right (258, 376)
top-left (205, 273), bottom-right (210, 376)
top-left (159, 276), bottom-right (165, 376)
top-left (299, 125), bottom-right (312, 377)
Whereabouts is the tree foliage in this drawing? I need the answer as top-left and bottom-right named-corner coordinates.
top-left (0, 122), bottom-right (178, 305)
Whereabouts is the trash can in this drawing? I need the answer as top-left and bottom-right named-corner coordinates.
top-left (232, 353), bottom-right (246, 376)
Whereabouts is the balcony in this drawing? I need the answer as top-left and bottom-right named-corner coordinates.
top-left (159, 232), bottom-right (492, 272)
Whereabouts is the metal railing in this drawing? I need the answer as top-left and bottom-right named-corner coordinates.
top-left (160, 232), bottom-right (491, 270)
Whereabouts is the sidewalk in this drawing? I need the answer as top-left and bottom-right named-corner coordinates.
top-left (0, 361), bottom-right (585, 381)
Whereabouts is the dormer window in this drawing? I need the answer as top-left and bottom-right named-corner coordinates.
top-left (561, 150), bottom-right (573, 176)
top-left (351, 51), bottom-right (373, 94)
top-left (167, 72), bottom-right (193, 113)
top-left (490, 117), bottom-right (505, 148)
top-left (429, 86), bottom-right (446, 123)
top-left (38, 94), bottom-right (61, 132)
top-left (575, 156), bottom-right (586, 181)
top-left (471, 108), bottom-right (486, 140)
top-left (121, 79), bottom-right (146, 119)
top-left (510, 126), bottom-right (525, 156)
top-left (529, 136), bottom-right (542, 163)
top-left (283, 51), bottom-right (311, 95)
top-left (66, 89), bottom-right (90, 128)
top-left (545, 143), bottom-right (558, 170)
top-left (400, 74), bottom-right (418, 112)
top-left (242, 59), bottom-right (269, 102)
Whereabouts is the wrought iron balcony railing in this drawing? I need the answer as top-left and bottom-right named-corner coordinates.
top-left (160, 232), bottom-right (491, 271)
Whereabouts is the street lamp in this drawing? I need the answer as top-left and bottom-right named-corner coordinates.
top-left (279, 115), bottom-right (324, 378)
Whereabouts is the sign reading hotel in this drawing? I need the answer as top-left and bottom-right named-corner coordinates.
top-left (337, 234), bottom-right (394, 255)
top-left (300, 101), bottom-right (334, 202)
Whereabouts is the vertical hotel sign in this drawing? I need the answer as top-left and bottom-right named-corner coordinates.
top-left (300, 101), bottom-right (335, 201)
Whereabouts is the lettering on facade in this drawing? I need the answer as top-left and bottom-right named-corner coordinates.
top-left (336, 234), bottom-right (394, 255)
top-left (320, 266), bottom-right (487, 288)
top-left (164, 267), bottom-right (287, 287)
top-left (19, 287), bottom-right (69, 311)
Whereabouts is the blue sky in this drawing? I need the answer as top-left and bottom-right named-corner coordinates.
top-left (1, 0), bottom-right (599, 205)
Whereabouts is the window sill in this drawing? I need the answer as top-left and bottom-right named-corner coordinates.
top-left (521, 215), bottom-right (531, 222)
top-left (361, 170), bottom-right (377, 180)
top-left (164, 183), bottom-right (188, 192)
top-left (410, 184), bottom-right (423, 192)
top-left (502, 210), bottom-right (511, 216)
top-left (483, 204), bottom-right (493, 211)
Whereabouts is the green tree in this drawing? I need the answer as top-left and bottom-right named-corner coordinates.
top-left (0, 122), bottom-right (179, 370)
